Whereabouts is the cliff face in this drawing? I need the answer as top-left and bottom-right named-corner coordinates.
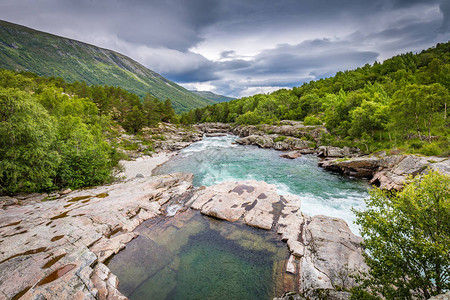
top-left (0, 20), bottom-right (214, 113)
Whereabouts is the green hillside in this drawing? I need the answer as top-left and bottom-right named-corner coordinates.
top-left (0, 20), bottom-right (214, 113)
top-left (183, 42), bottom-right (449, 156)
top-left (191, 90), bottom-right (234, 103)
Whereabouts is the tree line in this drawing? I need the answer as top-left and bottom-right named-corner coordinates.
top-left (182, 42), bottom-right (449, 156)
top-left (0, 69), bottom-right (177, 194)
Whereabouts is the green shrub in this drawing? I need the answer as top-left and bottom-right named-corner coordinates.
top-left (419, 142), bottom-right (441, 156)
top-left (408, 140), bottom-right (423, 149)
top-left (55, 118), bottom-right (114, 188)
top-left (0, 88), bottom-right (60, 194)
top-left (121, 140), bottom-right (140, 151)
top-left (273, 136), bottom-right (287, 143)
top-left (303, 115), bottom-right (322, 125)
top-left (352, 171), bottom-right (450, 299)
top-left (152, 134), bottom-right (166, 141)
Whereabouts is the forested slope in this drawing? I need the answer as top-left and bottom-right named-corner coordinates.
top-left (0, 20), bottom-right (214, 113)
top-left (183, 42), bottom-right (449, 156)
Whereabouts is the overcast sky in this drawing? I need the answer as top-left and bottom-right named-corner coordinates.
top-left (1, 0), bottom-right (449, 97)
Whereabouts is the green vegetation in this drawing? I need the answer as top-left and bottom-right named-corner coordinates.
top-left (0, 69), bottom-right (176, 195)
top-left (351, 171), bottom-right (450, 299)
top-left (183, 42), bottom-right (449, 156)
top-left (0, 20), bottom-right (214, 113)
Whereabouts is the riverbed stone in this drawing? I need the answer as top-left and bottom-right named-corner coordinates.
top-left (190, 180), bottom-right (280, 230)
top-left (280, 151), bottom-right (302, 159)
top-left (320, 154), bottom-right (449, 190)
top-left (0, 173), bottom-right (193, 300)
top-left (286, 255), bottom-right (297, 274)
top-left (189, 180), bottom-right (367, 297)
top-left (317, 146), bottom-right (361, 158)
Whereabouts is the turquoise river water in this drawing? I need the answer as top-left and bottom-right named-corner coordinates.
top-left (155, 135), bottom-right (369, 234)
top-left (107, 135), bottom-right (369, 299)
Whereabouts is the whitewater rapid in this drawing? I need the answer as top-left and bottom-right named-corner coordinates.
top-left (155, 135), bottom-right (368, 234)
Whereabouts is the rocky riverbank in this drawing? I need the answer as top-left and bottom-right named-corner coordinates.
top-left (111, 123), bottom-right (202, 159)
top-left (319, 154), bottom-right (450, 190)
top-left (187, 180), bottom-right (367, 299)
top-left (0, 170), bottom-right (193, 299)
top-left (2, 123), bottom-right (447, 299)
top-left (195, 122), bottom-right (450, 191)
top-left (195, 121), bottom-right (327, 154)
top-left (0, 158), bottom-right (367, 299)
top-left (195, 122), bottom-right (362, 159)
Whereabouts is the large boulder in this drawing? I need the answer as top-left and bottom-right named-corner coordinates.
top-left (317, 146), bottom-right (361, 158)
top-left (189, 180), bottom-right (280, 230)
top-left (236, 135), bottom-right (275, 148)
top-left (189, 180), bottom-right (367, 298)
top-left (320, 155), bottom-right (449, 190)
top-left (280, 151), bottom-right (303, 159)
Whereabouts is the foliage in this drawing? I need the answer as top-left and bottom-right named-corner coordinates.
top-left (0, 69), bottom-right (177, 134)
top-left (0, 88), bottom-right (59, 193)
top-left (0, 69), bottom-right (179, 194)
top-left (351, 171), bottom-right (450, 299)
top-left (273, 136), bottom-right (287, 143)
top-left (182, 42), bottom-right (450, 156)
top-left (303, 115), bottom-right (323, 125)
top-left (0, 20), bottom-right (214, 113)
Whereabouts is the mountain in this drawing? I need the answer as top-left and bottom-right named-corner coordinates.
top-left (191, 90), bottom-right (234, 103)
top-left (0, 20), bottom-right (214, 113)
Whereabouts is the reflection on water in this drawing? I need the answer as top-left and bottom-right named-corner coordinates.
top-left (107, 210), bottom-right (292, 300)
top-left (155, 135), bottom-right (369, 234)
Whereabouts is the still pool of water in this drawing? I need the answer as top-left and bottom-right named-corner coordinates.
top-left (107, 210), bottom-right (292, 300)
top-left (155, 135), bottom-right (369, 234)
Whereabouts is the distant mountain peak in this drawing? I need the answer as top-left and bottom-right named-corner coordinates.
top-left (190, 90), bottom-right (234, 103)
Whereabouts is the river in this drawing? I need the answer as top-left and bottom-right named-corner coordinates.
top-left (107, 135), bottom-right (369, 299)
top-left (155, 134), bottom-right (369, 234)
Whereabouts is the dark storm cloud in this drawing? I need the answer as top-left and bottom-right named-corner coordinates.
top-left (0, 0), bottom-right (449, 97)
top-left (439, 0), bottom-right (450, 32)
top-left (245, 40), bottom-right (379, 76)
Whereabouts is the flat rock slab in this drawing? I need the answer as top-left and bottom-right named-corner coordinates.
top-left (189, 180), bottom-right (367, 297)
top-left (190, 180), bottom-right (281, 230)
top-left (1, 175), bottom-right (367, 299)
top-left (0, 173), bottom-right (193, 300)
